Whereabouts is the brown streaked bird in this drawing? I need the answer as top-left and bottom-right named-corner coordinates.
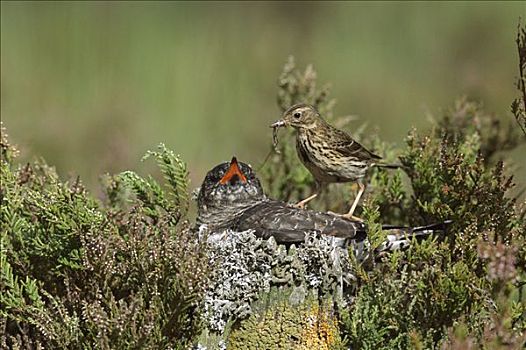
top-left (271, 103), bottom-right (398, 220)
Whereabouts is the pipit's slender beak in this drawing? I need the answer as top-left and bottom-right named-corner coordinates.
top-left (219, 157), bottom-right (247, 185)
top-left (270, 120), bottom-right (286, 128)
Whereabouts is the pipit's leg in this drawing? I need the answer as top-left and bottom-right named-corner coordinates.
top-left (341, 182), bottom-right (365, 221)
top-left (294, 193), bottom-right (318, 209)
top-left (293, 181), bottom-right (322, 209)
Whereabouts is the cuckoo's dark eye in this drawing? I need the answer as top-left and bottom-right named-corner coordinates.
top-left (293, 112), bottom-right (301, 118)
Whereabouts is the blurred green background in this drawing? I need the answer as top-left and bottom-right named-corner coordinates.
top-left (1, 1), bottom-right (525, 191)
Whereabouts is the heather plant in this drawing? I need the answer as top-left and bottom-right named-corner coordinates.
top-left (512, 22), bottom-right (526, 137)
top-left (1, 132), bottom-right (210, 349)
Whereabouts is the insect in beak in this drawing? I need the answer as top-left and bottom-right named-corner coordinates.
top-left (270, 120), bottom-right (286, 128)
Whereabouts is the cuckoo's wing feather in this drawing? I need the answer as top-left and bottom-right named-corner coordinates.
top-left (233, 200), bottom-right (365, 244)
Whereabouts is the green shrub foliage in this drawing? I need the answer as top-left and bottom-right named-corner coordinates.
top-left (2, 25), bottom-right (526, 349)
top-left (1, 135), bottom-right (210, 349)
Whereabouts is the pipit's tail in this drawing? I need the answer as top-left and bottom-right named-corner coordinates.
top-left (374, 162), bottom-right (403, 169)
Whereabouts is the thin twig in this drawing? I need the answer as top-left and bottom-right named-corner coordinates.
top-left (514, 20), bottom-right (526, 136)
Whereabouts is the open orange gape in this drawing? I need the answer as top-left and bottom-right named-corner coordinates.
top-left (219, 157), bottom-right (247, 185)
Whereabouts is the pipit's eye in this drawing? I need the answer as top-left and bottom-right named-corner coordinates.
top-left (293, 112), bottom-right (301, 118)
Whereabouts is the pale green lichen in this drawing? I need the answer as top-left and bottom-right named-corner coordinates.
top-left (227, 289), bottom-right (343, 350)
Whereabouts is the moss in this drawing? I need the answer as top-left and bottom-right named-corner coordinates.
top-left (227, 289), bottom-right (343, 350)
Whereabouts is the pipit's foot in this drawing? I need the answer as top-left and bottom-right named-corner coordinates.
top-left (327, 211), bottom-right (364, 222)
top-left (293, 193), bottom-right (318, 209)
top-left (340, 212), bottom-right (365, 222)
top-left (334, 183), bottom-right (366, 221)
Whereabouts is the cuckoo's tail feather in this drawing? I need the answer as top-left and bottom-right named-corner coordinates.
top-left (376, 220), bottom-right (452, 253)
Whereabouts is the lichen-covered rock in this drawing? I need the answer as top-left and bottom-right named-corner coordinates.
top-left (198, 226), bottom-right (358, 348)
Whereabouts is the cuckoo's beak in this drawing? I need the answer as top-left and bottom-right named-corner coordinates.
top-left (270, 119), bottom-right (286, 128)
top-left (219, 157), bottom-right (247, 185)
